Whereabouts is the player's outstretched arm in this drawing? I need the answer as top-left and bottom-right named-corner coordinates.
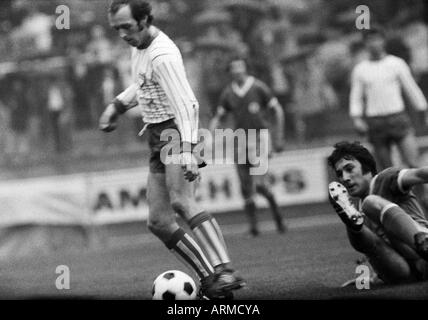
top-left (397, 59), bottom-right (428, 113)
top-left (396, 60), bottom-right (428, 127)
top-left (99, 103), bottom-right (120, 132)
top-left (400, 167), bottom-right (428, 190)
top-left (269, 98), bottom-right (285, 152)
top-left (99, 84), bottom-right (138, 132)
top-left (349, 67), bottom-right (368, 135)
top-left (209, 106), bottom-right (226, 133)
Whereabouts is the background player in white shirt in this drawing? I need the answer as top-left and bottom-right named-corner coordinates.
top-left (99, 0), bottom-right (245, 299)
top-left (350, 27), bottom-right (428, 170)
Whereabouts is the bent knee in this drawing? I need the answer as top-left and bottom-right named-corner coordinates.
top-left (362, 195), bottom-right (386, 210)
top-left (362, 195), bottom-right (394, 219)
top-left (255, 183), bottom-right (269, 194)
top-left (380, 260), bottom-right (413, 284)
top-left (241, 184), bottom-right (255, 199)
top-left (244, 197), bottom-right (256, 206)
top-left (363, 195), bottom-right (403, 226)
top-left (147, 215), bottom-right (174, 236)
top-left (170, 197), bottom-right (201, 219)
top-left (170, 199), bottom-right (189, 215)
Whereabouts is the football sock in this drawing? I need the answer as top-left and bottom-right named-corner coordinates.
top-left (346, 225), bottom-right (382, 254)
top-left (244, 199), bottom-right (258, 234)
top-left (189, 211), bottom-right (230, 268)
top-left (256, 185), bottom-right (284, 228)
top-left (381, 204), bottom-right (424, 248)
top-left (165, 228), bottom-right (214, 280)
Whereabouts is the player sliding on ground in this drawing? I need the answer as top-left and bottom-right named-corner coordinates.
top-left (99, 0), bottom-right (245, 299)
top-left (327, 141), bottom-right (428, 284)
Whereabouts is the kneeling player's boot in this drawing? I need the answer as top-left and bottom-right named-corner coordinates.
top-left (328, 182), bottom-right (364, 231)
top-left (414, 232), bottom-right (428, 261)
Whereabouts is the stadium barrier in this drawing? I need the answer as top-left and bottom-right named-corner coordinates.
top-left (0, 147), bottom-right (332, 259)
top-left (12, 138), bottom-right (428, 259)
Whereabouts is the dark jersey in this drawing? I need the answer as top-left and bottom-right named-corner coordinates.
top-left (219, 76), bottom-right (275, 130)
top-left (368, 167), bottom-right (428, 227)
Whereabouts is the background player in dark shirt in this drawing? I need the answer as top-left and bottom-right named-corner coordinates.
top-left (327, 141), bottom-right (428, 284)
top-left (210, 58), bottom-right (286, 236)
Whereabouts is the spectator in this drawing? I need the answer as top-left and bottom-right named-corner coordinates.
top-left (349, 39), bottom-right (368, 67)
top-left (47, 76), bottom-right (65, 154)
top-left (7, 76), bottom-right (30, 163)
top-left (68, 46), bottom-right (91, 129)
top-left (47, 74), bottom-right (73, 154)
top-left (0, 98), bottom-right (12, 164)
top-left (86, 25), bottom-right (113, 126)
top-left (86, 25), bottom-right (113, 65)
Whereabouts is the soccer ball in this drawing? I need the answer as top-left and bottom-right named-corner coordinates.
top-left (152, 270), bottom-right (197, 300)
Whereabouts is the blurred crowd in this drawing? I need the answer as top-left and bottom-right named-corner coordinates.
top-left (0, 0), bottom-right (427, 175)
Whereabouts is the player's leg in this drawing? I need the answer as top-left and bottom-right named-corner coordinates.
top-left (395, 131), bottom-right (428, 212)
top-left (146, 171), bottom-right (215, 282)
top-left (329, 182), bottom-right (414, 283)
top-left (347, 226), bottom-right (415, 283)
top-left (388, 113), bottom-right (417, 168)
top-left (236, 163), bottom-right (259, 236)
top-left (367, 119), bottom-right (392, 170)
top-left (372, 140), bottom-right (393, 171)
top-left (165, 163), bottom-right (230, 268)
top-left (165, 163), bottom-right (246, 294)
top-left (395, 132), bottom-right (419, 168)
top-left (254, 174), bottom-right (286, 233)
top-left (386, 235), bottom-right (428, 281)
top-left (362, 195), bottom-right (428, 261)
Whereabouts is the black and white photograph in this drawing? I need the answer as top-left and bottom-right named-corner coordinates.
top-left (0, 0), bottom-right (427, 312)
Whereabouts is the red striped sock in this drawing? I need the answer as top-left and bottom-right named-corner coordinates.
top-left (189, 212), bottom-right (231, 268)
top-left (165, 228), bottom-right (214, 280)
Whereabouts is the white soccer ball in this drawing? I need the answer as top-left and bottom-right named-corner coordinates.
top-left (152, 270), bottom-right (197, 300)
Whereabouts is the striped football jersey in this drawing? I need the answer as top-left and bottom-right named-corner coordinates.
top-left (116, 30), bottom-right (199, 144)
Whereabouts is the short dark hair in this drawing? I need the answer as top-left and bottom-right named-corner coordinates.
top-left (361, 24), bottom-right (386, 40)
top-left (226, 56), bottom-right (249, 73)
top-left (349, 39), bottom-right (365, 55)
top-left (327, 141), bottom-right (377, 176)
top-left (109, 0), bottom-right (154, 24)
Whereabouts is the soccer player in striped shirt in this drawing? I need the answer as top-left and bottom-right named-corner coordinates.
top-left (99, 0), bottom-right (245, 299)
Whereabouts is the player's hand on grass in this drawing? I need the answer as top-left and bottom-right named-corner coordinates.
top-left (99, 104), bottom-right (119, 132)
top-left (180, 152), bottom-right (200, 182)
